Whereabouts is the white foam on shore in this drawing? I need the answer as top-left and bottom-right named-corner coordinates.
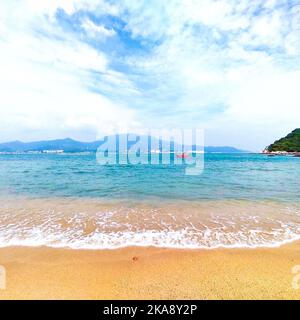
top-left (1, 228), bottom-right (300, 250)
top-left (1, 198), bottom-right (300, 250)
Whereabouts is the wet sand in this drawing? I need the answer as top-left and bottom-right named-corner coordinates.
top-left (1, 242), bottom-right (300, 300)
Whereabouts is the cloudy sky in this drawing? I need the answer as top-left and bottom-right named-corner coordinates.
top-left (0, 0), bottom-right (300, 151)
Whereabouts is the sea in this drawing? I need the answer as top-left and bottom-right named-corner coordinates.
top-left (0, 153), bottom-right (299, 249)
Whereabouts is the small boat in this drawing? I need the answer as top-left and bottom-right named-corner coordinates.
top-left (176, 152), bottom-right (190, 159)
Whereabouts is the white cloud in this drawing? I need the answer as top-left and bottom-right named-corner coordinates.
top-left (24, 0), bottom-right (119, 17)
top-left (0, 40), bottom-right (137, 141)
top-left (116, 0), bottom-right (300, 150)
top-left (0, 0), bottom-right (300, 150)
top-left (0, 0), bottom-right (138, 142)
top-left (183, 0), bottom-right (246, 30)
top-left (81, 18), bottom-right (116, 38)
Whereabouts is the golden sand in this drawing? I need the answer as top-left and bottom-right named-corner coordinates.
top-left (0, 243), bottom-right (300, 300)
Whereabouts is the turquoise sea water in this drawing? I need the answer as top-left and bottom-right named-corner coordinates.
top-left (0, 153), bottom-right (299, 201)
top-left (0, 153), bottom-right (300, 249)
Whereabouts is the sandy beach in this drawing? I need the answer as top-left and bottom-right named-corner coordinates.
top-left (1, 242), bottom-right (300, 300)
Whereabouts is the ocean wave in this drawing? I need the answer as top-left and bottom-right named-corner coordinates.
top-left (1, 198), bottom-right (300, 249)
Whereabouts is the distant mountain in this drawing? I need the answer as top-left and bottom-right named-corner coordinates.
top-left (266, 129), bottom-right (300, 152)
top-left (0, 137), bottom-right (248, 153)
top-left (0, 138), bottom-right (100, 153)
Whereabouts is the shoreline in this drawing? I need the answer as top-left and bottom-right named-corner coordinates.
top-left (2, 197), bottom-right (300, 250)
top-left (1, 241), bottom-right (300, 299)
top-left (1, 233), bottom-right (300, 250)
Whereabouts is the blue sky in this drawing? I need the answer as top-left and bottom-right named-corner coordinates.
top-left (0, 0), bottom-right (300, 150)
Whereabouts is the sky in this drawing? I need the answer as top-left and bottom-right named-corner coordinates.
top-left (0, 0), bottom-right (300, 151)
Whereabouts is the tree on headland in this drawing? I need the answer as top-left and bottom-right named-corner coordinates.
top-left (267, 129), bottom-right (300, 152)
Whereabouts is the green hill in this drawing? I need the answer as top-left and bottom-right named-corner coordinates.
top-left (267, 129), bottom-right (300, 152)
